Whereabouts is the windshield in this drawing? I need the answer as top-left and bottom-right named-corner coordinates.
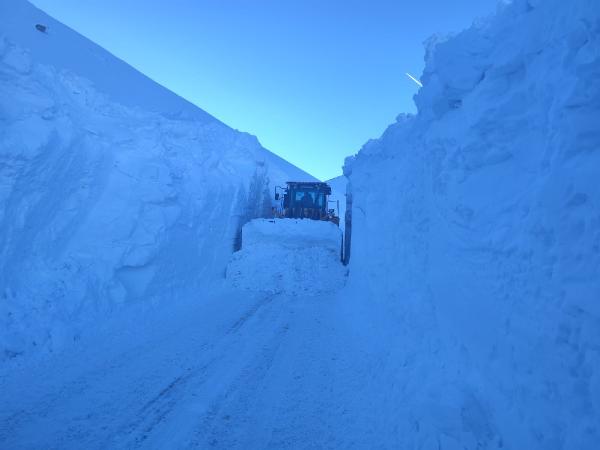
top-left (292, 191), bottom-right (324, 208)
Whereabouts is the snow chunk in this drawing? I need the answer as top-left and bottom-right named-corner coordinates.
top-left (226, 219), bottom-right (345, 296)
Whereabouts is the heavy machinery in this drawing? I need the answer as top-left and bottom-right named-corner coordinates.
top-left (274, 181), bottom-right (339, 226)
top-left (226, 181), bottom-right (344, 291)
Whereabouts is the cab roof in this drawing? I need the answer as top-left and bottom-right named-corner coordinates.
top-left (286, 181), bottom-right (330, 187)
top-left (286, 181), bottom-right (332, 194)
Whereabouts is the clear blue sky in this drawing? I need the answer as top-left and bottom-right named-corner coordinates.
top-left (32, 0), bottom-right (498, 180)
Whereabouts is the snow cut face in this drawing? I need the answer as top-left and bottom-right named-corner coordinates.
top-left (0, 3), bottom-right (317, 360)
top-left (343, 0), bottom-right (600, 448)
top-left (226, 219), bottom-right (346, 296)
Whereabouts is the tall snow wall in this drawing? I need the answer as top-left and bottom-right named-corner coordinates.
top-left (345, 0), bottom-right (600, 448)
top-left (0, 0), bottom-right (315, 361)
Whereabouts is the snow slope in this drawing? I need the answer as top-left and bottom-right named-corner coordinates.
top-left (0, 0), bottom-right (316, 361)
top-left (345, 0), bottom-right (600, 448)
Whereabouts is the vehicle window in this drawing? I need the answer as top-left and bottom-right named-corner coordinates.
top-left (294, 191), bottom-right (316, 205)
top-left (314, 193), bottom-right (324, 207)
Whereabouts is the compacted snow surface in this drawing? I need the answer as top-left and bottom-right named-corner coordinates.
top-left (0, 282), bottom-right (410, 449)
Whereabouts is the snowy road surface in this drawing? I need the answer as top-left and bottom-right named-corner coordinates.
top-left (0, 286), bottom-right (397, 449)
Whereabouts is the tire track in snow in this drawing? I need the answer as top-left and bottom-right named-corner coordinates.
top-left (188, 295), bottom-right (351, 450)
top-left (189, 320), bottom-right (292, 448)
top-left (104, 292), bottom-right (287, 449)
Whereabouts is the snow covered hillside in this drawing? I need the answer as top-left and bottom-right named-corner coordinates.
top-left (345, 0), bottom-right (600, 447)
top-left (0, 0), bottom-right (315, 361)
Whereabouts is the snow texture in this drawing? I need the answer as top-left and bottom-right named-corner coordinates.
top-left (226, 218), bottom-right (345, 296)
top-left (345, 0), bottom-right (600, 448)
top-left (0, 0), bottom-right (599, 448)
top-left (325, 174), bottom-right (347, 232)
top-left (0, 284), bottom-right (372, 449)
top-left (0, 0), bottom-right (315, 361)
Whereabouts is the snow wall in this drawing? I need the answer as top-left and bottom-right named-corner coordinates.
top-left (326, 175), bottom-right (347, 233)
top-left (0, 0), bottom-right (316, 361)
top-left (345, 0), bottom-right (600, 448)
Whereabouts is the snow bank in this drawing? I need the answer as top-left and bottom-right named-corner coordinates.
top-left (345, 0), bottom-right (600, 448)
top-left (0, 1), bottom-right (315, 361)
top-left (226, 219), bottom-right (345, 296)
top-left (241, 218), bottom-right (342, 253)
top-left (326, 175), bottom-right (347, 232)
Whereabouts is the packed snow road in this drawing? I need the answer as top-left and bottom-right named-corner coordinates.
top-left (0, 285), bottom-right (390, 449)
top-left (0, 219), bottom-right (384, 449)
top-left (0, 216), bottom-right (503, 449)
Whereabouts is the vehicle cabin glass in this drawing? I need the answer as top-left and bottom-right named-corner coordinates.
top-left (292, 191), bottom-right (325, 208)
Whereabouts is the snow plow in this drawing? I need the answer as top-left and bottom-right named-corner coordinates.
top-left (225, 181), bottom-right (347, 295)
top-left (274, 181), bottom-right (340, 226)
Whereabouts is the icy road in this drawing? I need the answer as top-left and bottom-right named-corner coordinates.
top-left (0, 220), bottom-right (393, 449)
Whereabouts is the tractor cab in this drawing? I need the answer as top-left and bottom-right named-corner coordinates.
top-left (275, 181), bottom-right (339, 225)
